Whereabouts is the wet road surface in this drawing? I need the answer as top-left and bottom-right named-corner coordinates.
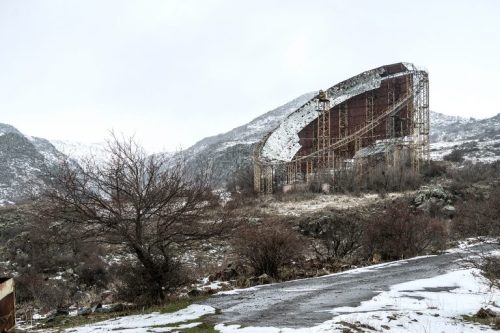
top-left (203, 250), bottom-right (470, 328)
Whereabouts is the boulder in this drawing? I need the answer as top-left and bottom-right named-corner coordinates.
top-left (476, 307), bottom-right (498, 319)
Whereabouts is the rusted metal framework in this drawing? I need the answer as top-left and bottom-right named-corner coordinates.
top-left (253, 63), bottom-right (430, 194)
top-left (0, 278), bottom-right (15, 333)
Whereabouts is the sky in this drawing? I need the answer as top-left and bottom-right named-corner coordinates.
top-left (1, 0), bottom-right (499, 152)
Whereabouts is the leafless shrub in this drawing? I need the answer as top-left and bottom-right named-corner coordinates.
top-left (226, 163), bottom-right (255, 196)
top-left (446, 161), bottom-right (500, 191)
top-left (421, 160), bottom-right (447, 179)
top-left (480, 255), bottom-right (500, 289)
top-left (451, 188), bottom-right (500, 239)
top-left (443, 149), bottom-right (464, 162)
top-left (234, 219), bottom-right (304, 278)
top-left (333, 162), bottom-right (422, 194)
top-left (15, 273), bottom-right (73, 311)
top-left (300, 212), bottom-right (364, 262)
top-left (364, 201), bottom-right (448, 260)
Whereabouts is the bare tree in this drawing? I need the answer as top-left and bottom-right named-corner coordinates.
top-left (42, 135), bottom-right (229, 302)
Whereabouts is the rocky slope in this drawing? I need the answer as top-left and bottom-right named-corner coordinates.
top-left (0, 123), bottom-right (65, 204)
top-left (430, 112), bottom-right (500, 162)
top-left (174, 92), bottom-right (317, 186)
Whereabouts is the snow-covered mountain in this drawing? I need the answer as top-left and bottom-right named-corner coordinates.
top-left (174, 92), bottom-right (317, 186)
top-left (0, 123), bottom-right (65, 204)
top-left (2, 96), bottom-right (499, 203)
top-left (430, 112), bottom-right (500, 162)
top-left (51, 139), bottom-right (108, 165)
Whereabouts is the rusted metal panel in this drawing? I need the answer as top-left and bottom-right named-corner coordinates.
top-left (296, 74), bottom-right (413, 160)
top-left (0, 278), bottom-right (15, 333)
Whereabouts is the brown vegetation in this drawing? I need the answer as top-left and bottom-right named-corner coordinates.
top-left (233, 219), bottom-right (304, 278)
top-left (39, 135), bottom-right (233, 304)
top-left (363, 202), bottom-right (448, 260)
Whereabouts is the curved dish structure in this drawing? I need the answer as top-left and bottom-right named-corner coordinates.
top-left (253, 62), bottom-right (429, 193)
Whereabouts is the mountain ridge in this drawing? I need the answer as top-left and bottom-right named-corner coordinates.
top-left (2, 94), bottom-right (500, 202)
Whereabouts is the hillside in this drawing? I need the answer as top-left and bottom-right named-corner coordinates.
top-left (174, 92), bottom-right (317, 186)
top-left (430, 112), bottom-right (500, 162)
top-left (2, 105), bottom-right (499, 202)
top-left (0, 123), bottom-right (65, 204)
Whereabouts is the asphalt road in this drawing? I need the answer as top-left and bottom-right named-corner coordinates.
top-left (203, 249), bottom-right (472, 328)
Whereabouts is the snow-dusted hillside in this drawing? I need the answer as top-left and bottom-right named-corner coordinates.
top-left (0, 123), bottom-right (65, 204)
top-left (174, 92), bottom-right (317, 186)
top-left (430, 112), bottom-right (500, 162)
top-left (172, 93), bottom-right (500, 186)
top-left (186, 92), bottom-right (317, 155)
top-left (51, 140), bottom-right (108, 165)
top-left (2, 105), bottom-right (499, 202)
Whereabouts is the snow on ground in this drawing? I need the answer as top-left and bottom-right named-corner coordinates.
top-left (56, 304), bottom-right (215, 333)
top-left (216, 269), bottom-right (500, 333)
top-left (430, 138), bottom-right (500, 162)
top-left (262, 192), bottom-right (409, 216)
top-left (37, 263), bottom-right (499, 332)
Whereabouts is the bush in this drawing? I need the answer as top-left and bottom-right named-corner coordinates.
top-left (364, 202), bottom-right (448, 260)
top-left (300, 212), bottom-right (364, 262)
top-left (15, 273), bottom-right (73, 310)
top-left (451, 188), bottom-right (500, 239)
top-left (421, 160), bottom-right (447, 179)
top-left (443, 149), bottom-right (465, 162)
top-left (226, 164), bottom-right (255, 196)
top-left (446, 162), bottom-right (500, 196)
top-left (234, 219), bottom-right (303, 278)
top-left (333, 162), bottom-right (422, 195)
top-left (480, 255), bottom-right (500, 289)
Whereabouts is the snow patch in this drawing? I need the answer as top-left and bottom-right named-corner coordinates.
top-left (215, 269), bottom-right (500, 333)
top-left (62, 304), bottom-right (215, 333)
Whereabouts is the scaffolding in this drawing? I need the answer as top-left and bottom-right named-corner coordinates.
top-left (253, 65), bottom-right (430, 194)
top-left (316, 90), bottom-right (332, 170)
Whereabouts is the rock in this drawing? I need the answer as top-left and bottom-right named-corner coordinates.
top-left (91, 303), bottom-right (102, 313)
top-left (414, 185), bottom-right (455, 217)
top-left (187, 289), bottom-right (202, 297)
top-left (257, 273), bottom-right (273, 284)
top-left (101, 290), bottom-right (114, 304)
top-left (77, 307), bottom-right (92, 316)
top-left (106, 303), bottom-right (127, 312)
top-left (56, 308), bottom-right (70, 316)
top-left (476, 307), bottom-right (498, 318)
top-left (441, 205), bottom-right (456, 217)
top-left (372, 253), bottom-right (382, 264)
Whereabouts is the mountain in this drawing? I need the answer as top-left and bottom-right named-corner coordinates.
top-left (2, 98), bottom-right (499, 203)
top-left (429, 112), bottom-right (500, 162)
top-left (174, 92), bottom-right (317, 186)
top-left (51, 139), bottom-right (108, 165)
top-left (0, 123), bottom-right (65, 204)
top-left (173, 97), bottom-right (500, 186)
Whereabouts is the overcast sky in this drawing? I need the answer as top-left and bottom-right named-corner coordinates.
top-left (1, 1), bottom-right (499, 152)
